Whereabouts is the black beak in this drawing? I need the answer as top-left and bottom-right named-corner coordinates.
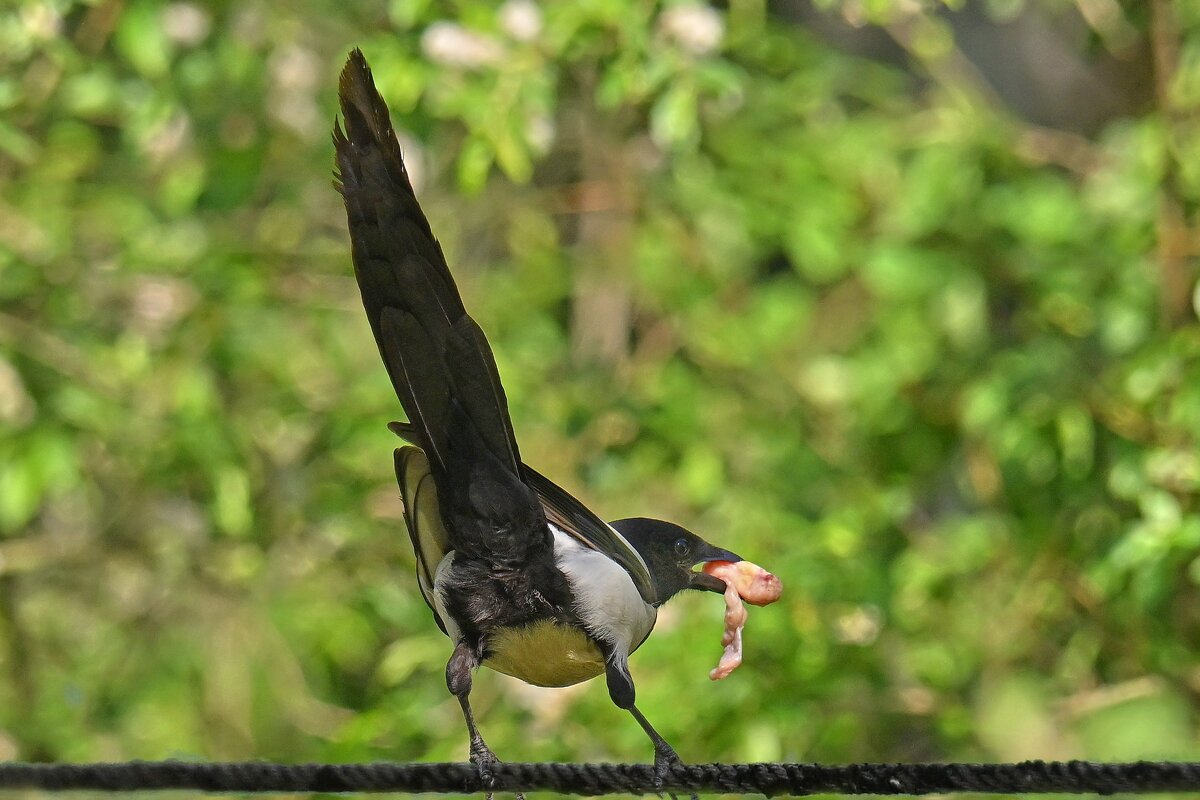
top-left (687, 545), bottom-right (742, 594)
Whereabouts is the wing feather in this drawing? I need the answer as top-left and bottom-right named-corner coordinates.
top-left (395, 446), bottom-right (448, 634)
top-left (521, 465), bottom-right (655, 604)
top-left (389, 422), bottom-right (654, 603)
top-left (338, 49), bottom-right (542, 562)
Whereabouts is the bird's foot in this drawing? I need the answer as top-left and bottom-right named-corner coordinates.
top-left (652, 743), bottom-right (692, 800)
top-left (468, 740), bottom-right (523, 800)
top-left (469, 739), bottom-right (498, 797)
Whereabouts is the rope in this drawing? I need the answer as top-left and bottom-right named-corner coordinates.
top-left (2, 759), bottom-right (1199, 795)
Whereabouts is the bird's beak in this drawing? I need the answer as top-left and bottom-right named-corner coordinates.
top-left (688, 545), bottom-right (742, 594)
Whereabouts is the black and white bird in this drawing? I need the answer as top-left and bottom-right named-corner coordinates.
top-left (333, 49), bottom-right (744, 785)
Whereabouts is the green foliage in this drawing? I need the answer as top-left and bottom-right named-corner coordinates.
top-left (2, 0), bottom-right (1199, 786)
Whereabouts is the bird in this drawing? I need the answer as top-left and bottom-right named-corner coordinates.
top-left (333, 48), bottom-right (746, 788)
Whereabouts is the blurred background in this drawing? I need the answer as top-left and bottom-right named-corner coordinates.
top-left (2, 0), bottom-right (1200, 786)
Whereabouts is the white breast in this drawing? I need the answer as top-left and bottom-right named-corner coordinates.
top-left (430, 526), bottom-right (657, 681)
top-left (551, 525), bottom-right (657, 657)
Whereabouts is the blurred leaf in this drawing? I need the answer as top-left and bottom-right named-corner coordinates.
top-left (650, 83), bottom-right (698, 149)
top-left (114, 1), bottom-right (172, 78)
top-left (456, 134), bottom-right (493, 194)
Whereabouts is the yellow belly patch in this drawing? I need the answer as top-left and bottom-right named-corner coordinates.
top-left (484, 620), bottom-right (605, 687)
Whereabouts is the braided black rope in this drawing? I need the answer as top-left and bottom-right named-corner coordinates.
top-left (2, 759), bottom-right (1199, 795)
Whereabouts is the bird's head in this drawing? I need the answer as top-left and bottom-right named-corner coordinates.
top-left (610, 517), bottom-right (741, 605)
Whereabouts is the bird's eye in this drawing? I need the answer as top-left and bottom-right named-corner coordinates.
top-left (674, 538), bottom-right (690, 557)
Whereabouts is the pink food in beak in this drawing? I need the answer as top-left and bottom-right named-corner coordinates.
top-left (701, 560), bottom-right (782, 680)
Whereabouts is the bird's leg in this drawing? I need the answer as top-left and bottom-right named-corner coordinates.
top-left (447, 640), bottom-right (521, 799)
top-left (629, 704), bottom-right (683, 773)
top-left (604, 658), bottom-right (688, 798)
top-left (629, 703), bottom-right (686, 794)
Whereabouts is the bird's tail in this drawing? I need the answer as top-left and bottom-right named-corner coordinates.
top-left (334, 50), bottom-right (537, 553)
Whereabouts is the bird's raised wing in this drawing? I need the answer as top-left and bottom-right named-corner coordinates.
top-left (336, 49), bottom-right (546, 562)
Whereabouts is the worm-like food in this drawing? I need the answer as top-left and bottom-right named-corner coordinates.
top-left (702, 560), bottom-right (783, 680)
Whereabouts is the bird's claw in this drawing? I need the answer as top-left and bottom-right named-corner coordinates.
top-left (468, 741), bottom-right (524, 800)
top-left (469, 741), bottom-right (499, 798)
top-left (652, 744), bottom-right (692, 800)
